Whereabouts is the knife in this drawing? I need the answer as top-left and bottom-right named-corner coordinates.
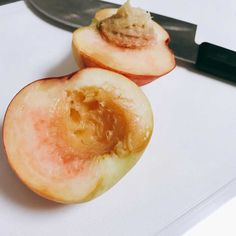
top-left (28, 0), bottom-right (236, 83)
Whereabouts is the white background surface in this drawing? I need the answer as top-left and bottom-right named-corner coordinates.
top-left (0, 1), bottom-right (236, 236)
top-left (185, 197), bottom-right (236, 236)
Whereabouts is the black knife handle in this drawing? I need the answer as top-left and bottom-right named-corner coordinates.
top-left (196, 42), bottom-right (236, 83)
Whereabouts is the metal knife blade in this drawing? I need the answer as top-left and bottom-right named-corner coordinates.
top-left (28, 0), bottom-right (199, 64)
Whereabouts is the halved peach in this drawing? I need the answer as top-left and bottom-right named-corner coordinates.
top-left (3, 68), bottom-right (153, 204)
top-left (72, 7), bottom-right (176, 86)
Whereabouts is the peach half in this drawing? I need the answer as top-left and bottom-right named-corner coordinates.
top-left (3, 68), bottom-right (153, 203)
top-left (72, 6), bottom-right (176, 86)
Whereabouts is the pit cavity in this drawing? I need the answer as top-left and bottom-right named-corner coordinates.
top-left (66, 87), bottom-right (130, 159)
top-left (30, 85), bottom-right (150, 179)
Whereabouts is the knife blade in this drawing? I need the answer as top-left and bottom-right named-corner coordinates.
top-left (28, 0), bottom-right (236, 83)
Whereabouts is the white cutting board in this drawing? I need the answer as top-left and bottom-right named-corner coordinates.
top-left (0, 1), bottom-right (236, 236)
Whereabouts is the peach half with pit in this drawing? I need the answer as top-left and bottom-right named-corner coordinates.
top-left (72, 1), bottom-right (176, 86)
top-left (3, 68), bottom-right (153, 203)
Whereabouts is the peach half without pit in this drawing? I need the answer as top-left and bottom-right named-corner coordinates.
top-left (72, 1), bottom-right (176, 86)
top-left (3, 68), bottom-right (153, 204)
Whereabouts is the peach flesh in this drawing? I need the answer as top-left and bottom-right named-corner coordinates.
top-left (72, 8), bottom-right (176, 86)
top-left (3, 68), bottom-right (153, 203)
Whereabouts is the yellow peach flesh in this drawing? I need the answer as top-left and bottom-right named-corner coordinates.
top-left (3, 68), bottom-right (153, 203)
top-left (72, 8), bottom-right (175, 85)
